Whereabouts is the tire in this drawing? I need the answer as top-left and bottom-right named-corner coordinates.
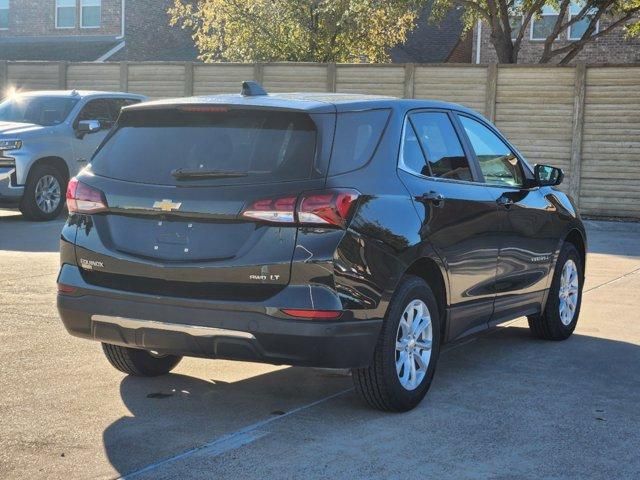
top-left (19, 163), bottom-right (67, 221)
top-left (102, 343), bottom-right (182, 377)
top-left (528, 243), bottom-right (583, 341)
top-left (352, 275), bottom-right (441, 412)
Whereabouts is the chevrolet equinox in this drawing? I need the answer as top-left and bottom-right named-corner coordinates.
top-left (57, 82), bottom-right (586, 412)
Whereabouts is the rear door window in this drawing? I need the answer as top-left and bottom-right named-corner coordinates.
top-left (90, 108), bottom-right (318, 186)
top-left (400, 112), bottom-right (473, 182)
top-left (107, 98), bottom-right (141, 122)
top-left (76, 99), bottom-right (114, 129)
top-left (329, 109), bottom-right (390, 175)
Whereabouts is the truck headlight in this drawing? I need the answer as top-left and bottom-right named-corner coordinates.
top-left (0, 139), bottom-right (22, 151)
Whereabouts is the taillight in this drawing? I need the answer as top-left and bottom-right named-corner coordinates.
top-left (242, 189), bottom-right (359, 228)
top-left (298, 190), bottom-right (359, 227)
top-left (241, 196), bottom-right (297, 223)
top-left (66, 177), bottom-right (108, 214)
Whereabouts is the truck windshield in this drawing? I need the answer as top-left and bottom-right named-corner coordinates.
top-left (0, 96), bottom-right (79, 126)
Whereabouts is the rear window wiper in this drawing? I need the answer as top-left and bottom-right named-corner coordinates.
top-left (171, 168), bottom-right (249, 179)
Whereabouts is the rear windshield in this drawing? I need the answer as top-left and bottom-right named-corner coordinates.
top-left (90, 108), bottom-right (318, 185)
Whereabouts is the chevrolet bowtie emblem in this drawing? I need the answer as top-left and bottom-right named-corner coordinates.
top-left (153, 199), bottom-right (182, 212)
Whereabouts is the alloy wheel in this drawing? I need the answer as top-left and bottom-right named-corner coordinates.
top-left (395, 299), bottom-right (433, 391)
top-left (559, 259), bottom-right (579, 326)
top-left (34, 174), bottom-right (61, 214)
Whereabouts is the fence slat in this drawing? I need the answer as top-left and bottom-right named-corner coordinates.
top-left (1, 60), bottom-right (638, 219)
top-left (569, 62), bottom-right (586, 203)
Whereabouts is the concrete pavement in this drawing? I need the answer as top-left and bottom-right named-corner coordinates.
top-left (1, 208), bottom-right (639, 479)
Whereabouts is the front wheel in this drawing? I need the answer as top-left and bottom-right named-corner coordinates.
top-left (528, 243), bottom-right (583, 340)
top-left (352, 275), bottom-right (441, 412)
top-left (102, 343), bottom-right (182, 377)
top-left (19, 164), bottom-right (66, 221)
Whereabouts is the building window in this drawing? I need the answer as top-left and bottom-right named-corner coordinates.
top-left (56, 0), bottom-right (76, 28)
top-left (81, 0), bottom-right (101, 28)
top-left (510, 16), bottom-right (523, 41)
top-left (568, 4), bottom-right (598, 40)
top-left (0, 0), bottom-right (8, 30)
top-left (530, 6), bottom-right (559, 41)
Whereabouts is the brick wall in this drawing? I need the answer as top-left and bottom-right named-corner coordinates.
top-left (473, 16), bottom-right (640, 64)
top-left (109, 0), bottom-right (198, 61)
top-left (0, 0), bottom-right (121, 38)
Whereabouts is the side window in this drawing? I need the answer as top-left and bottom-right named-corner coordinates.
top-left (401, 111), bottom-right (472, 182)
top-left (108, 98), bottom-right (140, 122)
top-left (77, 99), bottom-right (114, 129)
top-left (458, 116), bottom-right (523, 187)
top-left (329, 109), bottom-right (390, 175)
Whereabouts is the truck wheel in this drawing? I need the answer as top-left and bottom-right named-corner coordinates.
top-left (102, 343), bottom-right (182, 377)
top-left (352, 275), bottom-right (441, 412)
top-left (19, 164), bottom-right (66, 221)
top-left (528, 243), bottom-right (583, 340)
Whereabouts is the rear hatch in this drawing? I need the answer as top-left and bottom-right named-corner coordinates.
top-left (73, 104), bottom-right (335, 301)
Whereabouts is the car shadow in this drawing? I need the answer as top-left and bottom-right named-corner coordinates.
top-left (102, 365), bottom-right (352, 476)
top-left (102, 326), bottom-right (640, 478)
top-left (0, 210), bottom-right (65, 252)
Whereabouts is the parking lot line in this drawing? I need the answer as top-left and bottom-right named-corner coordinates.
top-left (119, 387), bottom-right (354, 479)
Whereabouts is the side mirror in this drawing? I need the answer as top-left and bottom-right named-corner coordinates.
top-left (534, 164), bottom-right (563, 187)
top-left (76, 120), bottom-right (101, 137)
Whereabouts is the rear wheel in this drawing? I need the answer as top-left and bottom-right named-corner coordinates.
top-left (528, 243), bottom-right (583, 340)
top-left (352, 275), bottom-right (441, 412)
top-left (102, 343), bottom-right (182, 376)
top-left (19, 164), bottom-right (66, 221)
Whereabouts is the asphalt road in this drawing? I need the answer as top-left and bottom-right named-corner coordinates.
top-left (1, 208), bottom-right (639, 479)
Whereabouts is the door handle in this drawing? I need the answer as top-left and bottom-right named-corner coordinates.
top-left (497, 195), bottom-right (514, 208)
top-left (416, 191), bottom-right (445, 207)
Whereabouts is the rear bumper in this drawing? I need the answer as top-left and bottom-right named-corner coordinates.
top-left (57, 265), bottom-right (382, 368)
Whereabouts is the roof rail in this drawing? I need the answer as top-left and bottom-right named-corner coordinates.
top-left (241, 81), bottom-right (268, 97)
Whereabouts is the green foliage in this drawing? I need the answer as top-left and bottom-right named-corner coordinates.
top-left (430, 0), bottom-right (640, 63)
top-left (169, 0), bottom-right (426, 63)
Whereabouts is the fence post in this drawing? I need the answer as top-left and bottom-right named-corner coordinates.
top-left (569, 62), bottom-right (586, 204)
top-left (184, 62), bottom-right (194, 96)
top-left (484, 63), bottom-right (498, 122)
top-left (119, 62), bottom-right (129, 92)
top-left (58, 61), bottom-right (67, 89)
top-left (254, 63), bottom-right (264, 84)
top-left (404, 63), bottom-right (415, 98)
top-left (326, 63), bottom-right (336, 92)
top-left (0, 61), bottom-right (7, 93)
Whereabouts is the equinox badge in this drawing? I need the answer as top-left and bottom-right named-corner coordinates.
top-left (153, 199), bottom-right (182, 212)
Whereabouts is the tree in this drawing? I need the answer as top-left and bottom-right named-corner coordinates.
top-left (169, 0), bottom-right (426, 63)
top-left (431, 0), bottom-right (640, 64)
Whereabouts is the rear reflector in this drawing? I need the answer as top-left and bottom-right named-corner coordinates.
top-left (242, 189), bottom-right (359, 228)
top-left (66, 177), bottom-right (108, 214)
top-left (57, 283), bottom-right (77, 294)
top-left (281, 309), bottom-right (343, 319)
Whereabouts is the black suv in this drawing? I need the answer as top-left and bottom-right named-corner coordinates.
top-left (57, 82), bottom-right (586, 412)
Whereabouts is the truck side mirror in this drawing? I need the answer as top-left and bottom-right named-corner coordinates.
top-left (76, 120), bottom-right (102, 138)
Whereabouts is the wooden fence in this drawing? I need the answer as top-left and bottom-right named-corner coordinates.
top-left (0, 61), bottom-right (638, 219)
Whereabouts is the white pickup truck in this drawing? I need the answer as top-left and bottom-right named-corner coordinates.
top-left (0, 90), bottom-right (146, 220)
